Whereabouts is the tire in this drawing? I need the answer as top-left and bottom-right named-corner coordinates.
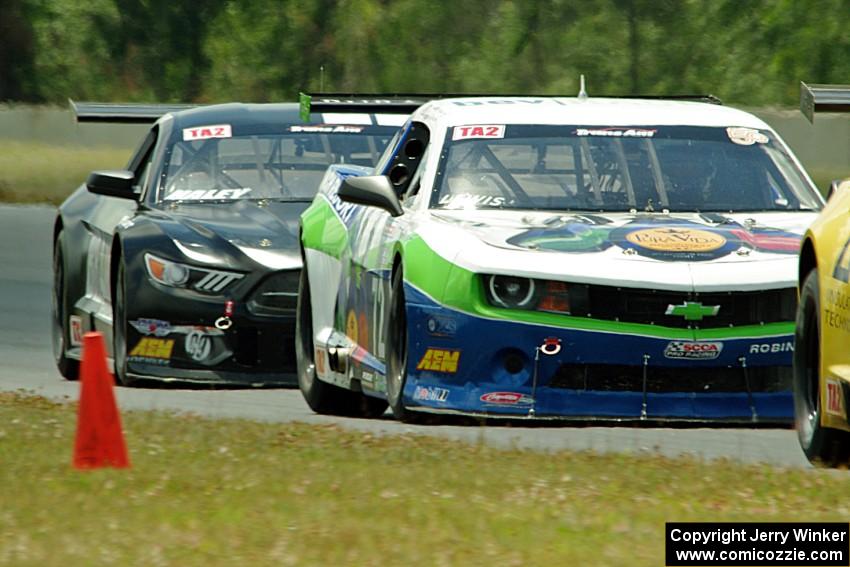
top-left (51, 231), bottom-right (79, 380)
top-left (385, 267), bottom-right (423, 423)
top-left (794, 268), bottom-right (850, 466)
top-left (296, 263), bottom-right (387, 417)
top-left (112, 260), bottom-right (135, 386)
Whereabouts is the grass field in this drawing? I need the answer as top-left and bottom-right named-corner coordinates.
top-left (0, 141), bottom-right (133, 205)
top-left (0, 140), bottom-right (843, 206)
top-left (1, 391), bottom-right (848, 566)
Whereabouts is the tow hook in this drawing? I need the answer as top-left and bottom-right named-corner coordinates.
top-left (215, 300), bottom-right (234, 330)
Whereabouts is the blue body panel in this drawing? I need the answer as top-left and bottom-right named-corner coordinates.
top-left (392, 283), bottom-right (793, 421)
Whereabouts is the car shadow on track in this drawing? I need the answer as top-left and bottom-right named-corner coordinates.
top-left (378, 413), bottom-right (794, 430)
top-left (119, 379), bottom-right (298, 391)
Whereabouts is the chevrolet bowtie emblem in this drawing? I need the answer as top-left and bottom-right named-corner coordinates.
top-left (665, 301), bottom-right (720, 321)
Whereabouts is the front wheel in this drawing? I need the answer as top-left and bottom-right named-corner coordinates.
top-left (794, 268), bottom-right (850, 467)
top-left (52, 231), bottom-right (79, 380)
top-left (113, 260), bottom-right (135, 386)
top-left (385, 267), bottom-right (423, 423)
top-left (296, 263), bottom-right (387, 418)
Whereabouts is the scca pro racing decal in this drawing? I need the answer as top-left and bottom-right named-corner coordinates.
top-left (130, 318), bottom-right (172, 337)
top-left (664, 341), bottom-right (723, 360)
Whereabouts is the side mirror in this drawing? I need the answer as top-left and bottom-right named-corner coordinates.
top-left (826, 179), bottom-right (847, 201)
top-left (86, 170), bottom-right (138, 201)
top-left (338, 175), bottom-right (403, 217)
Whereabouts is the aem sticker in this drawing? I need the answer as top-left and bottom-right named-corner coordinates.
top-left (664, 341), bottom-right (723, 360)
top-left (413, 386), bottom-right (450, 403)
top-left (182, 124), bottom-right (232, 142)
top-left (480, 392), bottom-right (533, 405)
top-left (452, 125), bottom-right (505, 141)
top-left (626, 228), bottom-right (726, 253)
top-left (416, 348), bottom-right (460, 373)
top-left (826, 379), bottom-right (845, 418)
top-left (727, 127), bottom-right (768, 146)
top-left (128, 337), bottom-right (174, 365)
top-left (69, 315), bottom-right (83, 347)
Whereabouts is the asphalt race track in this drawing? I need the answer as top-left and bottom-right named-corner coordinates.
top-left (0, 204), bottom-right (809, 467)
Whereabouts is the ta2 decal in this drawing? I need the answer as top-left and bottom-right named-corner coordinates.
top-left (182, 124), bottom-right (232, 142)
top-left (664, 341), bottom-right (723, 360)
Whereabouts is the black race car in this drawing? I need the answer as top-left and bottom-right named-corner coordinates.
top-left (52, 100), bottom-right (404, 385)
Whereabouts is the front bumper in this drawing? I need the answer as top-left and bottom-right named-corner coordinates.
top-left (401, 285), bottom-right (794, 422)
top-left (124, 275), bottom-right (297, 386)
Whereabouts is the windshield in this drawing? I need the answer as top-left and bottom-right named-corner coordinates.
top-left (157, 125), bottom-right (397, 203)
top-left (432, 125), bottom-right (822, 213)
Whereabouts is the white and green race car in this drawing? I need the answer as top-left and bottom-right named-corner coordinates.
top-left (296, 94), bottom-right (823, 422)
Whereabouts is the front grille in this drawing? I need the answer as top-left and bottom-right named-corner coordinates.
top-left (231, 326), bottom-right (296, 371)
top-left (579, 285), bottom-right (796, 328)
top-left (548, 364), bottom-right (791, 393)
top-left (246, 270), bottom-right (300, 317)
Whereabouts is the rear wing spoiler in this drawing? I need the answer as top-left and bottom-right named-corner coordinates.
top-left (298, 92), bottom-right (722, 122)
top-left (800, 82), bottom-right (850, 123)
top-left (299, 93), bottom-right (431, 121)
top-left (70, 100), bottom-right (198, 123)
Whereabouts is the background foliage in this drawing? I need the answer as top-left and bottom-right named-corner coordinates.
top-left (2, 0), bottom-right (849, 106)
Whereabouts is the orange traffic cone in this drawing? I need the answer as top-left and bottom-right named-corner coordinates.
top-left (73, 332), bottom-right (130, 469)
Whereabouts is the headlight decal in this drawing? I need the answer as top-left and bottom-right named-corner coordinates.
top-left (143, 253), bottom-right (244, 293)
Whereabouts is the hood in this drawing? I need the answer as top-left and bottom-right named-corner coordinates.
top-left (423, 209), bottom-right (817, 291)
top-left (148, 200), bottom-right (309, 270)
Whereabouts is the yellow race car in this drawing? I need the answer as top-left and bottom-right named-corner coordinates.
top-left (796, 82), bottom-right (850, 466)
